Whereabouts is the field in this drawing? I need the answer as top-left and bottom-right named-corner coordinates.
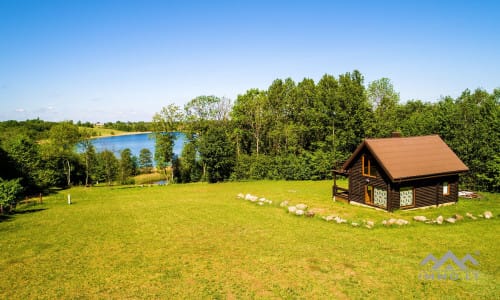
top-left (0, 180), bottom-right (498, 299)
top-left (79, 126), bottom-right (148, 138)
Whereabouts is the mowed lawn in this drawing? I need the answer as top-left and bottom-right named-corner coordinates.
top-left (0, 181), bottom-right (498, 299)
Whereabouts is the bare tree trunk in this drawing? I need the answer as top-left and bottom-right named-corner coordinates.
top-left (202, 162), bottom-right (207, 181)
top-left (85, 156), bottom-right (89, 186)
top-left (63, 159), bottom-right (72, 187)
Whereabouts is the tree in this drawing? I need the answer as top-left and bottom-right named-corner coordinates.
top-left (154, 133), bottom-right (175, 178)
top-left (198, 125), bottom-right (235, 183)
top-left (1, 134), bottom-right (41, 192)
top-left (335, 70), bottom-right (371, 158)
top-left (177, 139), bottom-right (202, 183)
top-left (45, 122), bottom-right (81, 186)
top-left (79, 129), bottom-right (97, 186)
top-left (0, 178), bottom-right (23, 214)
top-left (119, 148), bottom-right (136, 184)
top-left (96, 150), bottom-right (118, 185)
top-left (152, 104), bottom-right (184, 179)
top-left (232, 89), bottom-right (267, 156)
top-left (185, 95), bottom-right (232, 122)
top-left (138, 148), bottom-right (153, 173)
top-left (367, 78), bottom-right (400, 137)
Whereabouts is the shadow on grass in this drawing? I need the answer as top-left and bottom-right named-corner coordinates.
top-left (14, 208), bottom-right (47, 214)
top-left (0, 207), bottom-right (47, 223)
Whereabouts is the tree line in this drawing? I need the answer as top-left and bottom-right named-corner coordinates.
top-left (155, 71), bottom-right (499, 192)
top-left (0, 70), bottom-right (499, 212)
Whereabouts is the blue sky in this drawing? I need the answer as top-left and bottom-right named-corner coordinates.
top-left (1, 0), bottom-right (499, 122)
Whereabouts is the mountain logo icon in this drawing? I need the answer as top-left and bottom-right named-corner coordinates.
top-left (421, 250), bottom-right (478, 270)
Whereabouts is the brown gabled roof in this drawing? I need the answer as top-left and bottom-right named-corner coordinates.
top-left (342, 135), bottom-right (469, 181)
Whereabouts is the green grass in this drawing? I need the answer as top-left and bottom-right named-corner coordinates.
top-left (79, 126), bottom-right (146, 138)
top-left (133, 172), bottom-right (167, 184)
top-left (1, 181), bottom-right (498, 299)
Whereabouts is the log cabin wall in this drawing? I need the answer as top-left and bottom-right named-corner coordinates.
top-left (348, 150), bottom-right (392, 209)
top-left (392, 175), bottom-right (459, 209)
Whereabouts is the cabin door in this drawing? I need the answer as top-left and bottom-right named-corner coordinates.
top-left (364, 185), bottom-right (374, 204)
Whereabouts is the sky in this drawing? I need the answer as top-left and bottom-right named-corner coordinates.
top-left (0, 0), bottom-right (499, 122)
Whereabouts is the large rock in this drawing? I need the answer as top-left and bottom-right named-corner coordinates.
top-left (334, 216), bottom-right (347, 224)
top-left (245, 194), bottom-right (258, 202)
top-left (445, 217), bottom-right (456, 224)
top-left (454, 214), bottom-right (464, 221)
top-left (484, 211), bottom-right (493, 219)
top-left (288, 206), bottom-right (297, 213)
top-left (323, 215), bottom-right (335, 222)
top-left (436, 215), bottom-right (444, 224)
top-left (237, 193), bottom-right (245, 199)
top-left (296, 203), bottom-right (308, 210)
top-left (466, 212), bottom-right (477, 220)
top-left (280, 201), bottom-right (289, 207)
top-left (396, 219), bottom-right (409, 226)
top-left (388, 218), bottom-right (397, 225)
top-left (305, 211), bottom-right (315, 218)
top-left (366, 221), bottom-right (374, 228)
top-left (413, 216), bottom-right (428, 222)
top-left (295, 209), bottom-right (304, 216)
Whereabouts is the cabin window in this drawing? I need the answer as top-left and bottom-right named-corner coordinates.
top-left (443, 182), bottom-right (449, 196)
top-left (374, 187), bottom-right (387, 208)
top-left (362, 155), bottom-right (377, 177)
top-left (400, 187), bottom-right (415, 207)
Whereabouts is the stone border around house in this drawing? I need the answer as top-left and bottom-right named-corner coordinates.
top-left (236, 193), bottom-right (495, 229)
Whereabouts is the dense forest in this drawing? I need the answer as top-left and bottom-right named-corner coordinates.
top-left (1, 70), bottom-right (499, 211)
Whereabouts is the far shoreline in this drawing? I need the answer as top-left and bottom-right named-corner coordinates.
top-left (90, 130), bottom-right (153, 139)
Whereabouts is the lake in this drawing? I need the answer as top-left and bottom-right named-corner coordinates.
top-left (87, 132), bottom-right (187, 160)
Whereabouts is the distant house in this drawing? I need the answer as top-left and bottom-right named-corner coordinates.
top-left (332, 135), bottom-right (469, 211)
top-left (94, 122), bottom-right (104, 128)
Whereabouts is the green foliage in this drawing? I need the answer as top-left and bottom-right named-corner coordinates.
top-left (102, 121), bottom-right (152, 132)
top-left (119, 148), bottom-right (137, 184)
top-left (0, 178), bottom-right (23, 213)
top-left (138, 148), bottom-right (153, 173)
top-left (154, 133), bottom-right (175, 172)
top-left (44, 121), bottom-right (82, 186)
top-left (0, 119), bottom-right (56, 142)
top-left (164, 71), bottom-right (498, 191)
top-left (80, 138), bottom-right (97, 186)
top-left (1, 71), bottom-right (497, 192)
top-left (95, 150), bottom-right (119, 185)
top-left (176, 140), bottom-right (202, 183)
top-left (152, 104), bottom-right (183, 179)
top-left (199, 125), bottom-right (235, 183)
top-left (367, 77), bottom-right (400, 137)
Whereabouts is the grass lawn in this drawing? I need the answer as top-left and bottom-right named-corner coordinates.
top-left (1, 180), bottom-right (498, 299)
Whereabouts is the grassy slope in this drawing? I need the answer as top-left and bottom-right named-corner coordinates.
top-left (0, 181), bottom-right (498, 299)
top-left (79, 127), bottom-right (148, 138)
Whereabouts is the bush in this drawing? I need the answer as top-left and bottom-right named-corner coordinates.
top-left (0, 178), bottom-right (23, 214)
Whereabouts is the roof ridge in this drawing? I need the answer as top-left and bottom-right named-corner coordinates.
top-left (365, 134), bottom-right (439, 141)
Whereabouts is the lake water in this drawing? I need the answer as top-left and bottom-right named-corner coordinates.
top-left (87, 132), bottom-right (187, 159)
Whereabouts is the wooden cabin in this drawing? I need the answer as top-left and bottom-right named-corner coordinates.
top-left (332, 135), bottom-right (469, 211)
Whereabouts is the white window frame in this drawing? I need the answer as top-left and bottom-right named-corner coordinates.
top-left (400, 187), bottom-right (415, 207)
top-left (443, 182), bottom-right (449, 196)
